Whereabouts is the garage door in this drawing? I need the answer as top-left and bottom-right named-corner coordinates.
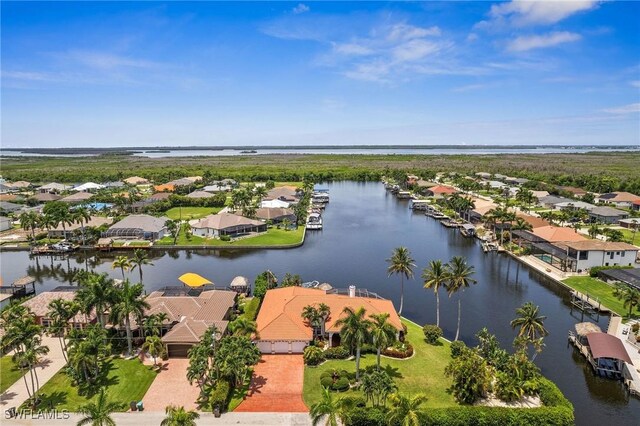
top-left (273, 341), bottom-right (290, 353)
top-left (257, 341), bottom-right (272, 354)
top-left (291, 341), bottom-right (308, 353)
top-left (167, 344), bottom-right (192, 358)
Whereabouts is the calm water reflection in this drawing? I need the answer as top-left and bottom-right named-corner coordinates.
top-left (1, 181), bottom-right (638, 424)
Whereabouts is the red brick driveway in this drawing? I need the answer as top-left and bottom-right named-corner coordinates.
top-left (235, 355), bottom-right (308, 412)
top-left (142, 359), bottom-right (200, 412)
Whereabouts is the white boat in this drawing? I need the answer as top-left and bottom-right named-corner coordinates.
top-left (306, 213), bottom-right (323, 230)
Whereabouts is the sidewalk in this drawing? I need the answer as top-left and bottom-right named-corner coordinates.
top-left (0, 336), bottom-right (67, 410)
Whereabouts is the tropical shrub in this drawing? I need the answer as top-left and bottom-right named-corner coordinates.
top-left (382, 341), bottom-right (413, 359)
top-left (303, 345), bottom-right (325, 366)
top-left (422, 324), bottom-right (443, 344)
top-left (209, 379), bottom-right (231, 411)
top-left (220, 235), bottom-right (231, 242)
top-left (344, 406), bottom-right (387, 426)
top-left (360, 343), bottom-right (376, 354)
top-left (445, 349), bottom-right (492, 404)
top-left (319, 369), bottom-right (352, 392)
top-left (324, 346), bottom-right (350, 359)
top-left (450, 340), bottom-right (467, 358)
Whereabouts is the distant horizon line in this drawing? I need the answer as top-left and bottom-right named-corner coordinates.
top-left (3, 144), bottom-right (639, 153)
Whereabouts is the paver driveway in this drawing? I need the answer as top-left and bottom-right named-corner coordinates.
top-left (235, 355), bottom-right (307, 412)
top-left (142, 359), bottom-right (199, 412)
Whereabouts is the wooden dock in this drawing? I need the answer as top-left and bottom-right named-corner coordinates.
top-left (571, 291), bottom-right (611, 313)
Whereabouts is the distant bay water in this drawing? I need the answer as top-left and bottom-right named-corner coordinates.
top-left (1, 145), bottom-right (639, 158)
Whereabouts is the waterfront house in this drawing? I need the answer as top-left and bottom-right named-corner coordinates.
top-left (596, 192), bottom-right (640, 208)
top-left (143, 287), bottom-right (236, 357)
top-left (264, 186), bottom-right (300, 203)
top-left (261, 199), bottom-right (292, 208)
top-left (60, 191), bottom-right (94, 204)
top-left (522, 225), bottom-right (586, 243)
top-left (461, 198), bottom-right (497, 223)
top-left (255, 286), bottom-right (403, 354)
top-left (21, 287), bottom-right (96, 328)
top-left (531, 190), bottom-right (550, 200)
top-left (32, 192), bottom-right (61, 203)
top-left (588, 206), bottom-right (629, 224)
top-left (633, 200), bottom-right (640, 212)
top-left (424, 185), bottom-right (457, 199)
top-left (72, 182), bottom-right (105, 192)
top-left (124, 176), bottom-right (150, 185)
top-left (554, 201), bottom-right (596, 211)
top-left (103, 214), bottom-right (169, 240)
top-left (168, 178), bottom-right (195, 187)
top-left (38, 182), bottom-right (72, 193)
top-left (48, 216), bottom-right (113, 238)
top-left (598, 268), bottom-right (640, 291)
top-left (191, 213), bottom-right (267, 238)
top-left (255, 207), bottom-right (296, 224)
top-left (551, 240), bottom-right (638, 272)
top-left (0, 216), bottom-right (12, 232)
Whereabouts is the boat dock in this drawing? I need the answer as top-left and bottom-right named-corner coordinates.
top-left (570, 291), bottom-right (611, 314)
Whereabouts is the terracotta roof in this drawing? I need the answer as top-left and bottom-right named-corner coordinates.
top-left (427, 185), bottom-right (457, 195)
top-left (124, 176), bottom-right (149, 185)
top-left (162, 319), bottom-right (228, 343)
top-left (148, 192), bottom-right (172, 201)
top-left (192, 213), bottom-right (264, 230)
top-left (21, 290), bottom-right (95, 323)
top-left (516, 213), bottom-right (550, 229)
top-left (60, 192), bottom-right (94, 203)
top-left (530, 226), bottom-right (587, 242)
top-left (598, 192), bottom-right (640, 203)
top-left (153, 184), bottom-right (175, 192)
top-left (556, 240), bottom-right (638, 252)
top-left (586, 333), bottom-right (632, 363)
top-left (256, 287), bottom-right (402, 342)
top-left (0, 194), bottom-right (18, 201)
top-left (33, 193), bottom-right (61, 202)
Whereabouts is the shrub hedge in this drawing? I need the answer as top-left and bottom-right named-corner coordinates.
top-left (324, 346), bottom-right (350, 359)
top-left (209, 379), bottom-right (231, 411)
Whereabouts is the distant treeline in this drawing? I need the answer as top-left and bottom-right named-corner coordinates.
top-left (2, 152), bottom-right (639, 194)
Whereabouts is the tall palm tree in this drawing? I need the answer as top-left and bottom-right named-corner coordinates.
top-left (47, 299), bottom-right (78, 362)
top-left (317, 303), bottom-right (331, 337)
top-left (76, 273), bottom-right (115, 328)
top-left (510, 302), bottom-right (548, 359)
top-left (422, 260), bottom-right (449, 327)
top-left (130, 249), bottom-right (153, 285)
top-left (335, 306), bottom-right (372, 381)
top-left (229, 317), bottom-right (258, 337)
top-left (370, 313), bottom-right (396, 369)
top-left (309, 387), bottom-right (346, 426)
top-left (112, 255), bottom-right (131, 281)
top-left (386, 247), bottom-right (416, 315)
top-left (19, 211), bottom-right (40, 242)
top-left (73, 206), bottom-right (91, 246)
top-left (110, 280), bottom-right (150, 356)
top-left (160, 405), bottom-right (200, 426)
top-left (511, 217), bottom-right (533, 248)
top-left (77, 388), bottom-right (121, 426)
top-left (386, 393), bottom-right (428, 426)
top-left (14, 334), bottom-right (49, 403)
top-left (613, 284), bottom-right (640, 318)
top-left (141, 335), bottom-right (165, 366)
top-left (54, 206), bottom-right (75, 240)
top-left (446, 256), bottom-right (477, 341)
top-left (302, 305), bottom-right (322, 337)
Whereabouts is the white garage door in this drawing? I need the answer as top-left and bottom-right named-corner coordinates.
top-left (291, 341), bottom-right (308, 353)
top-left (273, 341), bottom-right (290, 353)
top-left (257, 341), bottom-right (272, 354)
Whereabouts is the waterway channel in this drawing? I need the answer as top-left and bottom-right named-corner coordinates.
top-left (0, 181), bottom-right (638, 424)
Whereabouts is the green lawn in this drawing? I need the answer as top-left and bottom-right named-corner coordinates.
top-left (156, 226), bottom-right (304, 247)
top-left (563, 276), bottom-right (639, 318)
top-left (303, 319), bottom-right (456, 409)
top-left (0, 355), bottom-right (25, 394)
top-left (228, 369), bottom-right (253, 411)
top-left (35, 358), bottom-right (157, 411)
top-left (163, 207), bottom-right (223, 220)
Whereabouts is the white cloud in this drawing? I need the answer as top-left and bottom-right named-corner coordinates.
top-left (292, 3), bottom-right (310, 15)
top-left (59, 50), bottom-right (162, 70)
top-left (630, 80), bottom-right (640, 88)
top-left (391, 39), bottom-right (445, 62)
top-left (452, 83), bottom-right (490, 93)
top-left (602, 103), bottom-right (640, 114)
top-left (2, 71), bottom-right (60, 82)
top-left (333, 43), bottom-right (374, 56)
top-left (386, 24), bottom-right (441, 41)
top-left (506, 31), bottom-right (581, 52)
top-left (477, 0), bottom-right (600, 29)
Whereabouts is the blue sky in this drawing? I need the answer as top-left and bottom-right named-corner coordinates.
top-left (1, 1), bottom-right (639, 148)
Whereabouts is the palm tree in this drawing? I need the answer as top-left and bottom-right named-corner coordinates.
top-left (54, 206), bottom-right (75, 240)
top-left (309, 387), bottom-right (346, 426)
top-left (141, 335), bottom-right (165, 366)
top-left (112, 255), bottom-right (131, 281)
top-left (73, 207), bottom-right (91, 246)
top-left (613, 284), bottom-right (640, 318)
top-left (14, 334), bottom-right (50, 403)
top-left (588, 223), bottom-right (600, 239)
top-left (76, 273), bottom-right (115, 328)
top-left (422, 260), bottom-right (449, 327)
top-left (335, 306), bottom-right (372, 381)
top-left (19, 211), bottom-right (40, 242)
top-left (110, 280), bottom-right (150, 356)
top-left (77, 388), bottom-right (121, 426)
top-left (47, 299), bottom-right (78, 362)
top-left (317, 303), bottom-right (331, 337)
top-left (511, 217), bottom-right (533, 248)
top-left (386, 247), bottom-right (416, 315)
top-left (510, 302), bottom-right (548, 359)
top-left (446, 256), bottom-right (477, 341)
top-left (160, 405), bottom-right (200, 426)
top-left (229, 317), bottom-right (258, 337)
top-left (370, 313), bottom-right (396, 369)
top-left (386, 393), bottom-right (428, 426)
top-left (302, 305), bottom-right (322, 337)
top-left (130, 249), bottom-right (153, 285)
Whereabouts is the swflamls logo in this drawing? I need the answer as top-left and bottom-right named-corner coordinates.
top-left (5, 408), bottom-right (70, 420)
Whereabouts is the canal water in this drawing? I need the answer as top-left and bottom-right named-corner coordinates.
top-left (0, 181), bottom-right (638, 424)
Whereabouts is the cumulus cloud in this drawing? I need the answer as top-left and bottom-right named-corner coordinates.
top-left (292, 3), bottom-right (310, 15)
top-left (602, 103), bottom-right (640, 114)
top-left (477, 0), bottom-right (600, 29)
top-left (507, 31), bottom-right (581, 52)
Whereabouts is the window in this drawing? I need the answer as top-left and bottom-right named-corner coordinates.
top-left (605, 262), bottom-right (609, 266)
top-left (579, 251), bottom-right (588, 260)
